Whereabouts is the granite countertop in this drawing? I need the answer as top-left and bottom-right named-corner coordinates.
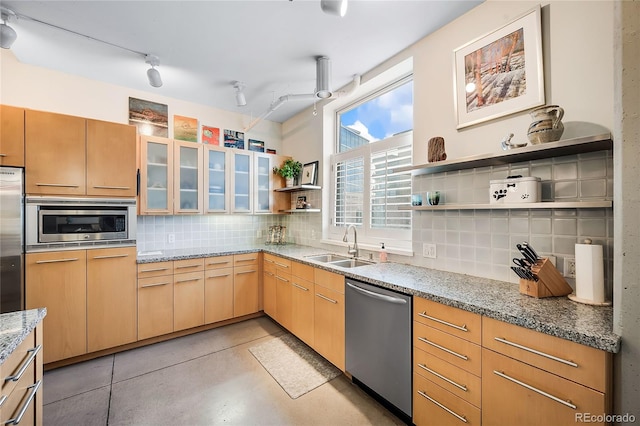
top-left (138, 245), bottom-right (621, 353)
top-left (0, 308), bottom-right (47, 364)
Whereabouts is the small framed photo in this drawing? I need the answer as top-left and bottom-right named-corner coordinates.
top-left (301, 161), bottom-right (318, 186)
top-left (296, 196), bottom-right (307, 209)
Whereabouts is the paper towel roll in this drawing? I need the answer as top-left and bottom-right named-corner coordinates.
top-left (575, 240), bottom-right (605, 303)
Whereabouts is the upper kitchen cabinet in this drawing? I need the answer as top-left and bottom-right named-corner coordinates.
top-left (231, 150), bottom-right (253, 213)
top-left (86, 119), bottom-right (137, 197)
top-left (254, 153), bottom-right (289, 214)
top-left (174, 140), bottom-right (203, 214)
top-left (204, 145), bottom-right (229, 213)
top-left (0, 105), bottom-right (25, 167)
top-left (25, 110), bottom-right (86, 195)
top-left (139, 135), bottom-right (174, 215)
top-left (25, 110), bottom-right (137, 197)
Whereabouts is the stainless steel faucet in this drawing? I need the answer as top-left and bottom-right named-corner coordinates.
top-left (343, 224), bottom-right (359, 258)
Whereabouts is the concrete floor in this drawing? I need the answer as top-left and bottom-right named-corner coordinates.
top-left (43, 316), bottom-right (404, 425)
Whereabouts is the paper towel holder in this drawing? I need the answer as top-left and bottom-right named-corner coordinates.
top-left (568, 239), bottom-right (612, 306)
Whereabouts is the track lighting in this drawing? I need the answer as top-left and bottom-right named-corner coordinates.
top-left (320, 0), bottom-right (348, 17)
top-left (145, 54), bottom-right (163, 88)
top-left (0, 7), bottom-right (17, 49)
top-left (233, 81), bottom-right (246, 107)
top-left (315, 56), bottom-right (332, 99)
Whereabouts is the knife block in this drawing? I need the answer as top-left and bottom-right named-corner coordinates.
top-left (519, 257), bottom-right (573, 298)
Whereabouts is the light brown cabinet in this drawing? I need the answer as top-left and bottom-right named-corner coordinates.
top-left (174, 141), bottom-right (204, 214)
top-left (262, 254), bottom-right (277, 318)
top-left (274, 257), bottom-right (293, 330)
top-left (233, 253), bottom-right (261, 317)
top-left (139, 135), bottom-right (174, 215)
top-left (25, 110), bottom-right (136, 196)
top-left (204, 255), bottom-right (234, 324)
top-left (254, 152), bottom-right (289, 213)
top-left (0, 324), bottom-right (43, 426)
top-left (290, 262), bottom-right (315, 347)
top-left (137, 261), bottom-right (174, 340)
top-left (173, 258), bottom-right (205, 331)
top-left (87, 247), bottom-right (137, 352)
top-left (313, 268), bottom-right (345, 371)
top-left (0, 105), bottom-right (25, 167)
top-left (25, 250), bottom-right (87, 364)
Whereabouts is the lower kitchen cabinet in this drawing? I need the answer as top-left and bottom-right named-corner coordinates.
top-left (414, 372), bottom-right (481, 426)
top-left (275, 258), bottom-right (293, 331)
top-left (233, 265), bottom-right (260, 317)
top-left (87, 247), bottom-right (137, 352)
top-left (173, 258), bottom-right (205, 331)
top-left (262, 255), bottom-right (277, 318)
top-left (138, 271), bottom-right (174, 340)
top-left (290, 262), bottom-right (314, 347)
top-left (25, 250), bottom-right (87, 364)
top-left (313, 268), bottom-right (345, 371)
top-left (204, 267), bottom-right (234, 324)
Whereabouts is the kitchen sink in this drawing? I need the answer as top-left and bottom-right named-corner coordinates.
top-left (305, 253), bottom-right (352, 263)
top-left (327, 259), bottom-right (375, 268)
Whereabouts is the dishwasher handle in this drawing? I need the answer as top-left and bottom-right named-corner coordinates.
top-left (347, 282), bottom-right (407, 304)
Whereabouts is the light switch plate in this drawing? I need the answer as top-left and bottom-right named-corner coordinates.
top-left (167, 233), bottom-right (175, 244)
top-left (423, 243), bottom-right (436, 258)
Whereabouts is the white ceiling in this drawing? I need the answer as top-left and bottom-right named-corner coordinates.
top-left (3, 0), bottom-right (482, 123)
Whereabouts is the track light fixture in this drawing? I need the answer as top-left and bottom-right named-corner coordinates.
top-left (233, 81), bottom-right (247, 107)
top-left (320, 0), bottom-right (348, 17)
top-left (315, 56), bottom-right (332, 99)
top-left (0, 7), bottom-right (17, 49)
top-left (145, 54), bottom-right (163, 88)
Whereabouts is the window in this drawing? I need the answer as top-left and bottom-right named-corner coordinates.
top-left (329, 76), bottom-right (413, 249)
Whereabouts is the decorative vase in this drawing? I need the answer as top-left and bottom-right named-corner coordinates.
top-left (285, 177), bottom-right (294, 187)
top-left (527, 105), bottom-right (565, 144)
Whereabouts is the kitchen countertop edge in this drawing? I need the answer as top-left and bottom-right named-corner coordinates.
top-left (0, 308), bottom-right (47, 364)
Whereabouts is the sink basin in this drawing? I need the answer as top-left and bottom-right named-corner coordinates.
top-left (305, 254), bottom-right (352, 263)
top-left (328, 259), bottom-right (375, 268)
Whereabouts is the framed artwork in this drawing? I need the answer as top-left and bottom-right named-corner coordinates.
top-left (296, 196), bottom-right (307, 209)
top-left (128, 97), bottom-right (168, 137)
top-left (202, 126), bottom-right (220, 145)
top-left (453, 6), bottom-right (544, 129)
top-left (301, 161), bottom-right (318, 186)
top-left (248, 139), bottom-right (265, 152)
top-left (266, 148), bottom-right (277, 154)
top-left (174, 115), bottom-right (198, 142)
top-left (224, 129), bottom-right (245, 149)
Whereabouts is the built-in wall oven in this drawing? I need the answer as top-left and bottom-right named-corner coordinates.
top-left (25, 197), bottom-right (136, 252)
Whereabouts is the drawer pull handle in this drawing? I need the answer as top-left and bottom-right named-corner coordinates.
top-left (176, 278), bottom-right (200, 284)
top-left (140, 267), bottom-right (170, 273)
top-left (276, 276), bottom-right (289, 282)
top-left (417, 390), bottom-right (467, 423)
top-left (0, 154), bottom-right (6, 157)
top-left (93, 254), bottom-right (129, 259)
top-left (494, 337), bottom-right (578, 367)
top-left (5, 380), bottom-right (42, 425)
top-left (208, 273), bottom-right (231, 278)
top-left (236, 258), bottom-right (257, 262)
top-left (0, 395), bottom-right (6, 408)
top-left (35, 257), bottom-right (78, 264)
top-left (236, 270), bottom-right (257, 275)
top-left (176, 265), bottom-right (200, 269)
top-left (5, 346), bottom-right (41, 383)
top-left (264, 259), bottom-right (275, 264)
top-left (418, 312), bottom-right (468, 332)
top-left (275, 262), bottom-right (289, 268)
top-left (417, 337), bottom-right (468, 360)
top-left (207, 261), bottom-right (231, 265)
top-left (316, 293), bottom-right (337, 304)
top-left (35, 183), bottom-right (79, 188)
top-left (493, 370), bottom-right (577, 409)
top-left (264, 271), bottom-right (275, 277)
top-left (93, 185), bottom-right (131, 190)
top-left (417, 363), bottom-right (467, 391)
top-left (292, 282), bottom-right (309, 291)
top-left (141, 281), bottom-right (170, 288)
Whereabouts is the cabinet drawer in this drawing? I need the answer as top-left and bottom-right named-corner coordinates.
top-left (270, 255), bottom-right (291, 270)
top-left (292, 261), bottom-right (314, 282)
top-left (263, 254), bottom-right (277, 274)
top-left (414, 322), bottom-right (481, 376)
top-left (414, 346), bottom-right (481, 408)
top-left (482, 317), bottom-right (610, 392)
top-left (1, 372), bottom-right (41, 426)
top-left (314, 268), bottom-right (344, 294)
top-left (137, 261), bottom-right (173, 278)
top-left (173, 258), bottom-right (204, 273)
top-left (204, 255), bottom-right (234, 270)
top-left (482, 348), bottom-right (606, 426)
top-left (414, 297), bottom-right (481, 345)
top-left (1, 330), bottom-right (37, 398)
top-left (414, 373), bottom-right (481, 426)
top-left (234, 253), bottom-right (260, 267)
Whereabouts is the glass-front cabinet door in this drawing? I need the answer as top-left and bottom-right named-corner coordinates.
top-left (231, 150), bottom-right (252, 213)
top-left (139, 135), bottom-right (173, 215)
top-left (174, 141), bottom-right (203, 214)
top-left (254, 154), bottom-right (271, 213)
top-left (204, 145), bottom-right (228, 213)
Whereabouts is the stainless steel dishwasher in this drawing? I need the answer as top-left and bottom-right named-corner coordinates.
top-left (345, 278), bottom-right (412, 423)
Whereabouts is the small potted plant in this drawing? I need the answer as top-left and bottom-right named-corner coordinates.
top-left (273, 158), bottom-right (302, 187)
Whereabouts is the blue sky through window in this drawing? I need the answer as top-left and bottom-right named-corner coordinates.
top-left (340, 79), bottom-right (413, 142)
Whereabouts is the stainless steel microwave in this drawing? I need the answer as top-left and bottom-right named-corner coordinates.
top-left (26, 197), bottom-right (136, 252)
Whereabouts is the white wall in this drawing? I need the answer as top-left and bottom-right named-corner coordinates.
top-left (0, 50), bottom-right (283, 150)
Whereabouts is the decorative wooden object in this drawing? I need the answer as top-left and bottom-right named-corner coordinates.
top-left (427, 136), bottom-right (447, 162)
top-left (519, 257), bottom-right (573, 298)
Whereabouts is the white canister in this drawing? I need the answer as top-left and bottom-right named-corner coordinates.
top-left (489, 176), bottom-right (541, 204)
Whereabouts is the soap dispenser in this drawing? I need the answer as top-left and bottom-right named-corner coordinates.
top-left (379, 243), bottom-right (387, 263)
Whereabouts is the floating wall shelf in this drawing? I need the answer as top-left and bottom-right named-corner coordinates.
top-left (400, 201), bottom-right (613, 211)
top-left (275, 185), bottom-right (322, 192)
top-left (280, 209), bottom-right (321, 213)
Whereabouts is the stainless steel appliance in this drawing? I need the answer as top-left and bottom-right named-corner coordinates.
top-left (0, 166), bottom-right (24, 313)
top-left (25, 197), bottom-right (136, 252)
top-left (345, 278), bottom-right (412, 423)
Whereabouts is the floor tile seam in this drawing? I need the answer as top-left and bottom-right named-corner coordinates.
top-left (110, 329), bottom-right (287, 386)
top-left (43, 383), bottom-right (111, 407)
top-left (106, 355), bottom-right (115, 426)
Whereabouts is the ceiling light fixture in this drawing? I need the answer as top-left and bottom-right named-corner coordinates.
top-left (233, 81), bottom-right (247, 107)
top-left (320, 0), bottom-right (348, 17)
top-left (145, 55), bottom-right (163, 88)
top-left (0, 7), bottom-right (17, 49)
top-left (315, 56), bottom-right (332, 99)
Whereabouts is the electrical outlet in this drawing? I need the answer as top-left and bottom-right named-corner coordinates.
top-left (256, 229), bottom-right (262, 238)
top-left (167, 233), bottom-right (175, 244)
top-left (423, 243), bottom-right (437, 259)
top-left (564, 257), bottom-right (576, 278)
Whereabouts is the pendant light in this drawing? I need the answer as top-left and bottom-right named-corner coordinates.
top-left (320, 0), bottom-right (348, 18)
top-left (315, 56), bottom-right (332, 99)
top-left (0, 7), bottom-right (17, 49)
top-left (145, 54), bottom-right (163, 88)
